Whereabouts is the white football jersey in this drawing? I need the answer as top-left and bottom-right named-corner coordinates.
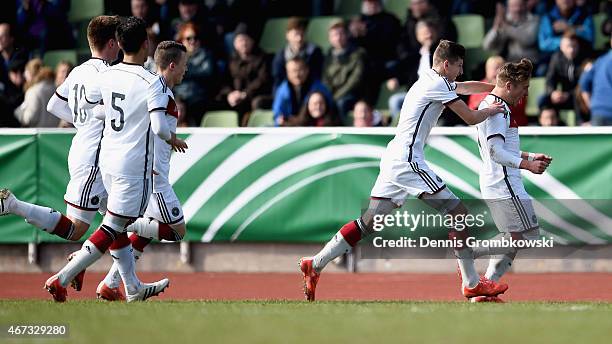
top-left (84, 62), bottom-right (168, 179)
top-left (476, 94), bottom-right (527, 199)
top-left (384, 69), bottom-right (460, 163)
top-left (152, 79), bottom-right (178, 192)
top-left (55, 58), bottom-right (109, 171)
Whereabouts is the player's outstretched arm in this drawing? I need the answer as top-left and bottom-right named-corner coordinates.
top-left (446, 99), bottom-right (506, 125)
top-left (46, 93), bottom-right (74, 123)
top-left (454, 81), bottom-right (495, 95)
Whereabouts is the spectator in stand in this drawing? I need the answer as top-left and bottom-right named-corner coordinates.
top-left (169, 0), bottom-right (222, 59)
top-left (387, 20), bottom-right (440, 120)
top-left (131, 0), bottom-right (161, 34)
top-left (538, 0), bottom-right (594, 54)
top-left (0, 59), bottom-right (25, 127)
top-left (54, 60), bottom-right (73, 128)
top-left (467, 55), bottom-right (529, 126)
top-left (539, 31), bottom-right (586, 115)
top-left (272, 57), bottom-right (333, 126)
top-left (272, 17), bottom-right (323, 92)
top-left (483, 0), bottom-right (540, 64)
top-left (323, 20), bottom-right (366, 122)
top-left (602, 1), bottom-right (612, 38)
top-left (16, 0), bottom-right (74, 54)
top-left (173, 22), bottom-right (217, 126)
top-left (538, 107), bottom-right (566, 126)
top-left (349, 0), bottom-right (401, 103)
top-left (216, 23), bottom-right (272, 126)
top-left (14, 58), bottom-right (58, 128)
top-left (0, 23), bottom-right (29, 86)
top-left (283, 91), bottom-right (341, 127)
top-left (399, 0), bottom-right (457, 57)
top-left (579, 37), bottom-right (612, 126)
top-left (54, 60), bottom-right (72, 87)
top-left (352, 100), bottom-right (382, 127)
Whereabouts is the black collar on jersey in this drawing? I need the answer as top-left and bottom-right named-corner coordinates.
top-left (89, 57), bottom-right (109, 66)
top-left (120, 61), bottom-right (143, 66)
top-left (488, 93), bottom-right (511, 108)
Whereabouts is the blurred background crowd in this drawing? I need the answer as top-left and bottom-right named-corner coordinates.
top-left (0, 0), bottom-right (611, 128)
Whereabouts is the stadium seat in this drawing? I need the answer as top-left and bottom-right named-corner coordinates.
top-left (201, 111), bottom-right (239, 127)
top-left (335, 0), bottom-right (362, 16)
top-left (68, 0), bottom-right (104, 23)
top-left (559, 109), bottom-right (576, 127)
top-left (259, 18), bottom-right (290, 54)
top-left (306, 16), bottom-right (343, 51)
top-left (452, 14), bottom-right (485, 49)
top-left (464, 47), bottom-right (493, 80)
top-left (384, 0), bottom-right (411, 22)
top-left (526, 77), bottom-right (546, 116)
top-left (247, 110), bottom-right (275, 127)
top-left (593, 13), bottom-right (610, 51)
top-left (43, 50), bottom-right (78, 69)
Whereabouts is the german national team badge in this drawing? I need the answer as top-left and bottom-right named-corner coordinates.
top-left (91, 196), bottom-right (99, 206)
top-left (172, 207), bottom-right (180, 217)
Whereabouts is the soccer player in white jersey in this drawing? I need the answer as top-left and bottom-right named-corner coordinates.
top-left (1, 16), bottom-right (118, 241)
top-left (300, 40), bottom-right (510, 301)
top-left (472, 58), bottom-right (551, 302)
top-left (0, 16), bottom-right (120, 292)
top-left (94, 41), bottom-right (189, 301)
top-left (43, 17), bottom-right (186, 302)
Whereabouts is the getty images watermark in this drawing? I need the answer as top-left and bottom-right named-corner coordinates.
top-left (370, 210), bottom-right (555, 249)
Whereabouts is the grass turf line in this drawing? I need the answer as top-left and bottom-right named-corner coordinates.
top-left (1, 300), bottom-right (611, 344)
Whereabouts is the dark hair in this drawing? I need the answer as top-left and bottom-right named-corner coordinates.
top-left (116, 16), bottom-right (148, 54)
top-left (154, 41), bottom-right (187, 69)
top-left (284, 91), bottom-right (340, 127)
top-left (433, 40), bottom-right (465, 66)
top-left (286, 17), bottom-right (307, 32)
top-left (562, 30), bottom-right (579, 41)
top-left (88, 15), bottom-right (120, 52)
top-left (497, 58), bottom-right (533, 85)
top-left (286, 56), bottom-right (307, 67)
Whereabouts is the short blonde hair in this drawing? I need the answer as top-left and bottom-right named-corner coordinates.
top-left (497, 58), bottom-right (533, 86)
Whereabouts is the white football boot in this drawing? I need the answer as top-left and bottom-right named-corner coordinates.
top-left (126, 278), bottom-right (170, 302)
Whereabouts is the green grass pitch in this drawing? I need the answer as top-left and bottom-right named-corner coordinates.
top-left (1, 300), bottom-right (611, 343)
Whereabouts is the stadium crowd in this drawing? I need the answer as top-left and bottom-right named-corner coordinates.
top-left (0, 0), bottom-right (610, 128)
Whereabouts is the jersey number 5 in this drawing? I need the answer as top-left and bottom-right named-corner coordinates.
top-left (111, 92), bottom-right (126, 132)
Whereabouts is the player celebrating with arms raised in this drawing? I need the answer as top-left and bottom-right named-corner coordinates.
top-left (472, 58), bottom-right (551, 302)
top-left (300, 40), bottom-right (509, 301)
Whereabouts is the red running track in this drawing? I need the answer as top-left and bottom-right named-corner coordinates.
top-left (1, 272), bottom-right (611, 302)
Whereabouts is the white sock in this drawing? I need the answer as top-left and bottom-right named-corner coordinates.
top-left (485, 254), bottom-right (515, 282)
top-left (104, 249), bottom-right (143, 289)
top-left (109, 245), bottom-right (141, 294)
top-left (126, 217), bottom-right (158, 239)
top-left (455, 248), bottom-right (479, 288)
top-left (11, 199), bottom-right (61, 232)
top-left (312, 230), bottom-right (352, 273)
top-left (57, 240), bottom-right (103, 287)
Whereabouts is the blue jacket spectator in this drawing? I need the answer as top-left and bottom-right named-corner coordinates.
top-left (538, 0), bottom-right (594, 53)
top-left (272, 58), bottom-right (332, 126)
top-left (579, 44), bottom-right (612, 125)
